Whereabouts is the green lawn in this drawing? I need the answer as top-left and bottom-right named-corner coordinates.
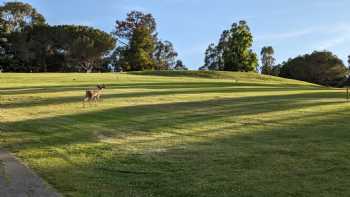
top-left (1, 71), bottom-right (350, 197)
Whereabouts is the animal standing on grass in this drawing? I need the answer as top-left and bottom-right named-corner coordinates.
top-left (83, 84), bottom-right (105, 107)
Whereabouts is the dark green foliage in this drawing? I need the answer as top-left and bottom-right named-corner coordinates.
top-left (56, 25), bottom-right (116, 72)
top-left (126, 26), bottom-right (156, 71)
top-left (0, 1), bottom-right (115, 72)
top-left (154, 40), bottom-right (178, 70)
top-left (115, 11), bottom-right (156, 40)
top-left (203, 43), bottom-right (222, 70)
top-left (2, 24), bottom-right (115, 72)
top-left (279, 51), bottom-right (348, 86)
top-left (113, 11), bottom-right (157, 71)
top-left (223, 21), bottom-right (258, 72)
top-left (173, 60), bottom-right (188, 70)
top-left (0, 1), bottom-right (45, 33)
top-left (271, 64), bottom-right (282, 76)
top-left (202, 21), bottom-right (258, 72)
top-left (0, 1), bottom-right (46, 72)
top-left (113, 11), bottom-right (179, 71)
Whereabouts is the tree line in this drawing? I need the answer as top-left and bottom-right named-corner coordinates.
top-left (200, 20), bottom-right (349, 87)
top-left (1, 1), bottom-right (349, 87)
top-left (0, 1), bottom-right (187, 72)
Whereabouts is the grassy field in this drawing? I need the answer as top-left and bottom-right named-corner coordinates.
top-left (1, 71), bottom-right (350, 197)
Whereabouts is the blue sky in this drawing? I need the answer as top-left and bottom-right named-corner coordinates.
top-left (3, 0), bottom-right (350, 69)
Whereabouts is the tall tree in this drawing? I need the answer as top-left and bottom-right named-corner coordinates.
top-left (223, 21), bottom-right (258, 71)
top-left (113, 11), bottom-right (179, 71)
top-left (154, 40), bottom-right (178, 70)
top-left (8, 25), bottom-right (52, 72)
top-left (0, 1), bottom-right (45, 33)
top-left (114, 11), bottom-right (158, 71)
top-left (126, 26), bottom-right (156, 71)
top-left (202, 21), bottom-right (258, 72)
top-left (260, 46), bottom-right (275, 75)
top-left (203, 43), bottom-right (221, 70)
top-left (115, 11), bottom-right (156, 41)
top-left (0, 1), bottom-right (46, 72)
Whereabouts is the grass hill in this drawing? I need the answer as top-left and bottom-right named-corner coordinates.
top-left (130, 70), bottom-right (316, 85)
top-left (1, 71), bottom-right (349, 196)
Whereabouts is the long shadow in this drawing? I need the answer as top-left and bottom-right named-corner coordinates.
top-left (0, 85), bottom-right (335, 110)
top-left (100, 110), bottom-right (350, 196)
top-left (0, 81), bottom-right (321, 96)
top-left (3, 98), bottom-right (350, 196)
top-left (1, 90), bottom-right (346, 152)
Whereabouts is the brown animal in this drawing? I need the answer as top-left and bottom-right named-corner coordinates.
top-left (83, 84), bottom-right (105, 107)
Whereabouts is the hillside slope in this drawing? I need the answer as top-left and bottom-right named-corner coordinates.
top-left (0, 72), bottom-right (349, 197)
top-left (130, 70), bottom-right (317, 85)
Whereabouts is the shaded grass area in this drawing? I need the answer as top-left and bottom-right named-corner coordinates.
top-left (1, 72), bottom-right (350, 197)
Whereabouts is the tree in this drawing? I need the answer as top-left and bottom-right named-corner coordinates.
top-left (154, 40), bottom-right (178, 70)
top-left (201, 30), bottom-right (229, 71)
top-left (202, 20), bottom-right (258, 72)
top-left (279, 51), bottom-right (348, 86)
top-left (260, 46), bottom-right (275, 75)
top-left (0, 1), bottom-right (46, 71)
top-left (115, 10), bottom-right (156, 41)
top-left (125, 26), bottom-right (156, 71)
top-left (109, 45), bottom-right (128, 72)
top-left (0, 1), bottom-right (45, 33)
top-left (7, 25), bottom-right (52, 72)
top-left (222, 21), bottom-right (258, 72)
top-left (114, 11), bottom-right (157, 71)
top-left (271, 64), bottom-right (281, 76)
top-left (113, 10), bottom-right (179, 71)
top-left (203, 43), bottom-right (221, 70)
top-left (59, 25), bottom-right (116, 72)
top-left (173, 60), bottom-right (188, 70)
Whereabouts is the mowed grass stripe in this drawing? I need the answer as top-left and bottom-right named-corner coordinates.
top-left (1, 72), bottom-right (350, 197)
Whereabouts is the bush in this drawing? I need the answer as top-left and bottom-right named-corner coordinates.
top-left (279, 51), bottom-right (348, 86)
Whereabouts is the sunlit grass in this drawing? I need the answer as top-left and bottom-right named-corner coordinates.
top-left (1, 72), bottom-right (350, 197)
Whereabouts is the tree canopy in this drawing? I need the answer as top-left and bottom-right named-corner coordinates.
top-left (0, 1), bottom-right (45, 33)
top-left (154, 40), bottom-right (178, 70)
top-left (0, 1), bottom-right (115, 72)
top-left (201, 21), bottom-right (258, 72)
top-left (112, 10), bottom-right (181, 71)
top-left (260, 46), bottom-right (275, 75)
top-left (57, 25), bottom-right (116, 72)
top-left (3, 0), bottom-right (350, 86)
top-left (173, 60), bottom-right (188, 70)
top-left (279, 51), bottom-right (348, 86)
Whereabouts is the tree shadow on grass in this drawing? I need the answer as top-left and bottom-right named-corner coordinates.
top-left (7, 103), bottom-right (350, 196)
top-left (0, 84), bottom-right (336, 110)
top-left (1, 90), bottom-right (346, 150)
top-left (0, 81), bottom-right (321, 96)
top-left (1, 85), bottom-right (349, 196)
top-left (115, 110), bottom-right (350, 197)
